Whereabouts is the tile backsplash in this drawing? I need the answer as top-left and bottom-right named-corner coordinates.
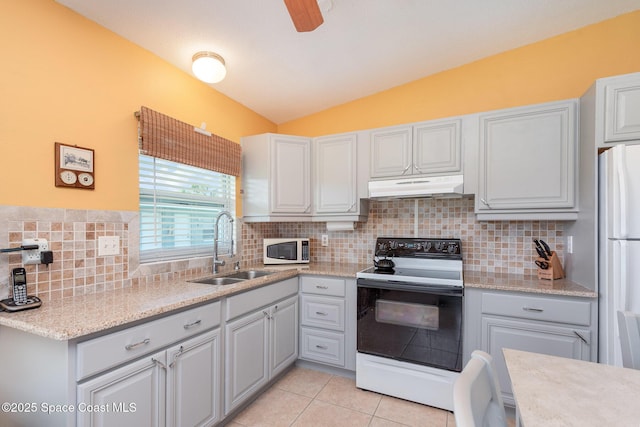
top-left (1, 197), bottom-right (564, 301)
top-left (243, 197), bottom-right (564, 275)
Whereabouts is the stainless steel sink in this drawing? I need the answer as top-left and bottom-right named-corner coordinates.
top-left (191, 277), bottom-right (245, 286)
top-left (190, 270), bottom-right (274, 286)
top-left (225, 270), bottom-right (274, 280)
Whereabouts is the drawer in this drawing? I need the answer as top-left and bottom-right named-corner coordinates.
top-left (300, 276), bottom-right (345, 297)
top-left (226, 278), bottom-right (298, 321)
top-left (300, 295), bottom-right (345, 331)
top-left (77, 301), bottom-right (221, 380)
top-left (300, 327), bottom-right (345, 367)
top-left (481, 292), bottom-right (591, 326)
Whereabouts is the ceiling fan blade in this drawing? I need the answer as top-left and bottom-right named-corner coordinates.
top-left (283, 0), bottom-right (324, 32)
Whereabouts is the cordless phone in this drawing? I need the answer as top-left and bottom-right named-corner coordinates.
top-left (11, 267), bottom-right (28, 304)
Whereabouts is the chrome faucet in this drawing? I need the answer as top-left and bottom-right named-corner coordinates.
top-left (213, 211), bottom-right (234, 274)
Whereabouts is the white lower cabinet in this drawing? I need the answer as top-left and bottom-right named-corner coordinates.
top-left (77, 330), bottom-right (220, 427)
top-left (224, 279), bottom-right (299, 415)
top-left (298, 276), bottom-right (356, 370)
top-left (75, 301), bottom-right (222, 427)
top-left (464, 288), bottom-right (596, 407)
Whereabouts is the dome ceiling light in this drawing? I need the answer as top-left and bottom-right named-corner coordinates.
top-left (191, 51), bottom-right (227, 83)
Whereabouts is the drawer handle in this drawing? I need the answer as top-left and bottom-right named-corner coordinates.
top-left (522, 306), bottom-right (544, 313)
top-left (183, 320), bottom-right (202, 329)
top-left (125, 338), bottom-right (150, 351)
top-left (316, 285), bottom-right (329, 289)
top-left (315, 311), bottom-right (328, 316)
top-left (315, 345), bottom-right (328, 350)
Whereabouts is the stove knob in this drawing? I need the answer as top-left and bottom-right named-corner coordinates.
top-left (447, 244), bottom-right (456, 253)
top-left (425, 242), bottom-right (432, 252)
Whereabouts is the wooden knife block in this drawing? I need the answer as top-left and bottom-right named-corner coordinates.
top-left (537, 251), bottom-right (564, 280)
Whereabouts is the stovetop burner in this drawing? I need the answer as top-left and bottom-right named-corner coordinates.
top-left (358, 237), bottom-right (464, 287)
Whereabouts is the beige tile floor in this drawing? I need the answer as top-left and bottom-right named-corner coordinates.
top-left (226, 366), bottom-right (458, 427)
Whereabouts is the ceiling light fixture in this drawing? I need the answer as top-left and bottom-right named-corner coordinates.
top-left (191, 51), bottom-right (227, 83)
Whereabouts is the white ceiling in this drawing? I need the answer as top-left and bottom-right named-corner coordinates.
top-left (56, 0), bottom-right (640, 124)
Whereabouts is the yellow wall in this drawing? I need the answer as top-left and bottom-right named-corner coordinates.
top-left (3, 2), bottom-right (640, 212)
top-left (278, 10), bottom-right (640, 136)
top-left (0, 0), bottom-right (276, 211)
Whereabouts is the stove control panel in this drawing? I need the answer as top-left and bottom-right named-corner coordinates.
top-left (375, 238), bottom-right (462, 259)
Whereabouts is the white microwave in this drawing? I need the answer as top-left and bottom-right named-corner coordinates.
top-left (263, 238), bottom-right (310, 265)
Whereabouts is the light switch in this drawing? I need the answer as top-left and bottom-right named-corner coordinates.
top-left (98, 236), bottom-right (120, 256)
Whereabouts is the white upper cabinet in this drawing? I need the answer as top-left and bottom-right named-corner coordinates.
top-left (603, 73), bottom-right (640, 143)
top-left (243, 132), bottom-right (369, 224)
top-left (370, 118), bottom-right (462, 179)
top-left (242, 134), bottom-right (312, 222)
top-left (313, 133), bottom-right (368, 221)
top-left (413, 120), bottom-right (462, 174)
top-left (370, 125), bottom-right (413, 178)
top-left (476, 99), bottom-right (578, 220)
top-left (314, 134), bottom-right (357, 214)
top-left (270, 136), bottom-right (311, 213)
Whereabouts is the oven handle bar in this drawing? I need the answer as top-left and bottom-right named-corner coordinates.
top-left (357, 279), bottom-right (463, 297)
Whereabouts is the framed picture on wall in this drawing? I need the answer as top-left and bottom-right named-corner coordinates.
top-left (54, 142), bottom-right (95, 189)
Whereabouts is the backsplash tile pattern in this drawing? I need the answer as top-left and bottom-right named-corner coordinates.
top-left (241, 197), bottom-right (564, 276)
top-left (1, 198), bottom-right (564, 301)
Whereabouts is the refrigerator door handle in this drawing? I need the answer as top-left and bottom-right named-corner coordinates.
top-left (620, 240), bottom-right (629, 311)
top-left (614, 145), bottom-right (629, 239)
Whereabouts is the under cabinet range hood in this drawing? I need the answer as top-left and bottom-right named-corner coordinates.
top-left (368, 175), bottom-right (464, 199)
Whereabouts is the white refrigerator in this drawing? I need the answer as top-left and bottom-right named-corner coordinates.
top-left (599, 143), bottom-right (640, 366)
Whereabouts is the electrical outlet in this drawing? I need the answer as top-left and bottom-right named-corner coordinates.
top-left (321, 234), bottom-right (329, 247)
top-left (22, 238), bottom-right (48, 265)
top-left (98, 236), bottom-right (120, 256)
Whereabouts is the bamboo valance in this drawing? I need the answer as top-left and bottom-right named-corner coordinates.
top-left (137, 106), bottom-right (241, 177)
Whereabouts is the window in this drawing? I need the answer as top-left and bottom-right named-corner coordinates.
top-left (139, 154), bottom-right (235, 263)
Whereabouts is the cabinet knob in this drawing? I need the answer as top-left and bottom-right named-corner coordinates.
top-left (402, 164), bottom-right (411, 175)
top-left (480, 198), bottom-right (491, 208)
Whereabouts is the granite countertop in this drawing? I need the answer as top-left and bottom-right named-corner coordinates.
top-left (0, 262), bottom-right (366, 341)
top-left (0, 263), bottom-right (595, 341)
top-left (464, 270), bottom-right (597, 298)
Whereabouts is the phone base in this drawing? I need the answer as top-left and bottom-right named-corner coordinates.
top-left (0, 296), bottom-right (42, 312)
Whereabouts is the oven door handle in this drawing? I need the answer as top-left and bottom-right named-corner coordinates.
top-left (357, 279), bottom-right (463, 296)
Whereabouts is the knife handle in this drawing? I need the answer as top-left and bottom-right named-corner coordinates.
top-left (539, 239), bottom-right (552, 256)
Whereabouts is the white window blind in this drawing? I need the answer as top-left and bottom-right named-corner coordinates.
top-left (139, 154), bottom-right (235, 263)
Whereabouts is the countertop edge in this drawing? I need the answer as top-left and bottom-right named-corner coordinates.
top-left (0, 265), bottom-right (596, 341)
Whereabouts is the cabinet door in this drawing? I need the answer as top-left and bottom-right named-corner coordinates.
top-left (413, 119), bottom-right (461, 175)
top-left (270, 296), bottom-right (299, 377)
top-left (370, 126), bottom-right (412, 178)
top-left (605, 79), bottom-right (640, 142)
top-left (224, 310), bottom-right (269, 414)
top-left (166, 330), bottom-right (220, 427)
top-left (270, 136), bottom-right (311, 214)
top-left (478, 100), bottom-right (576, 211)
top-left (314, 134), bottom-right (357, 214)
top-left (77, 351), bottom-right (165, 427)
top-left (482, 316), bottom-right (590, 406)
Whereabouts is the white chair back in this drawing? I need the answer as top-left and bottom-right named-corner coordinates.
top-left (617, 310), bottom-right (640, 369)
top-left (453, 350), bottom-right (507, 427)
